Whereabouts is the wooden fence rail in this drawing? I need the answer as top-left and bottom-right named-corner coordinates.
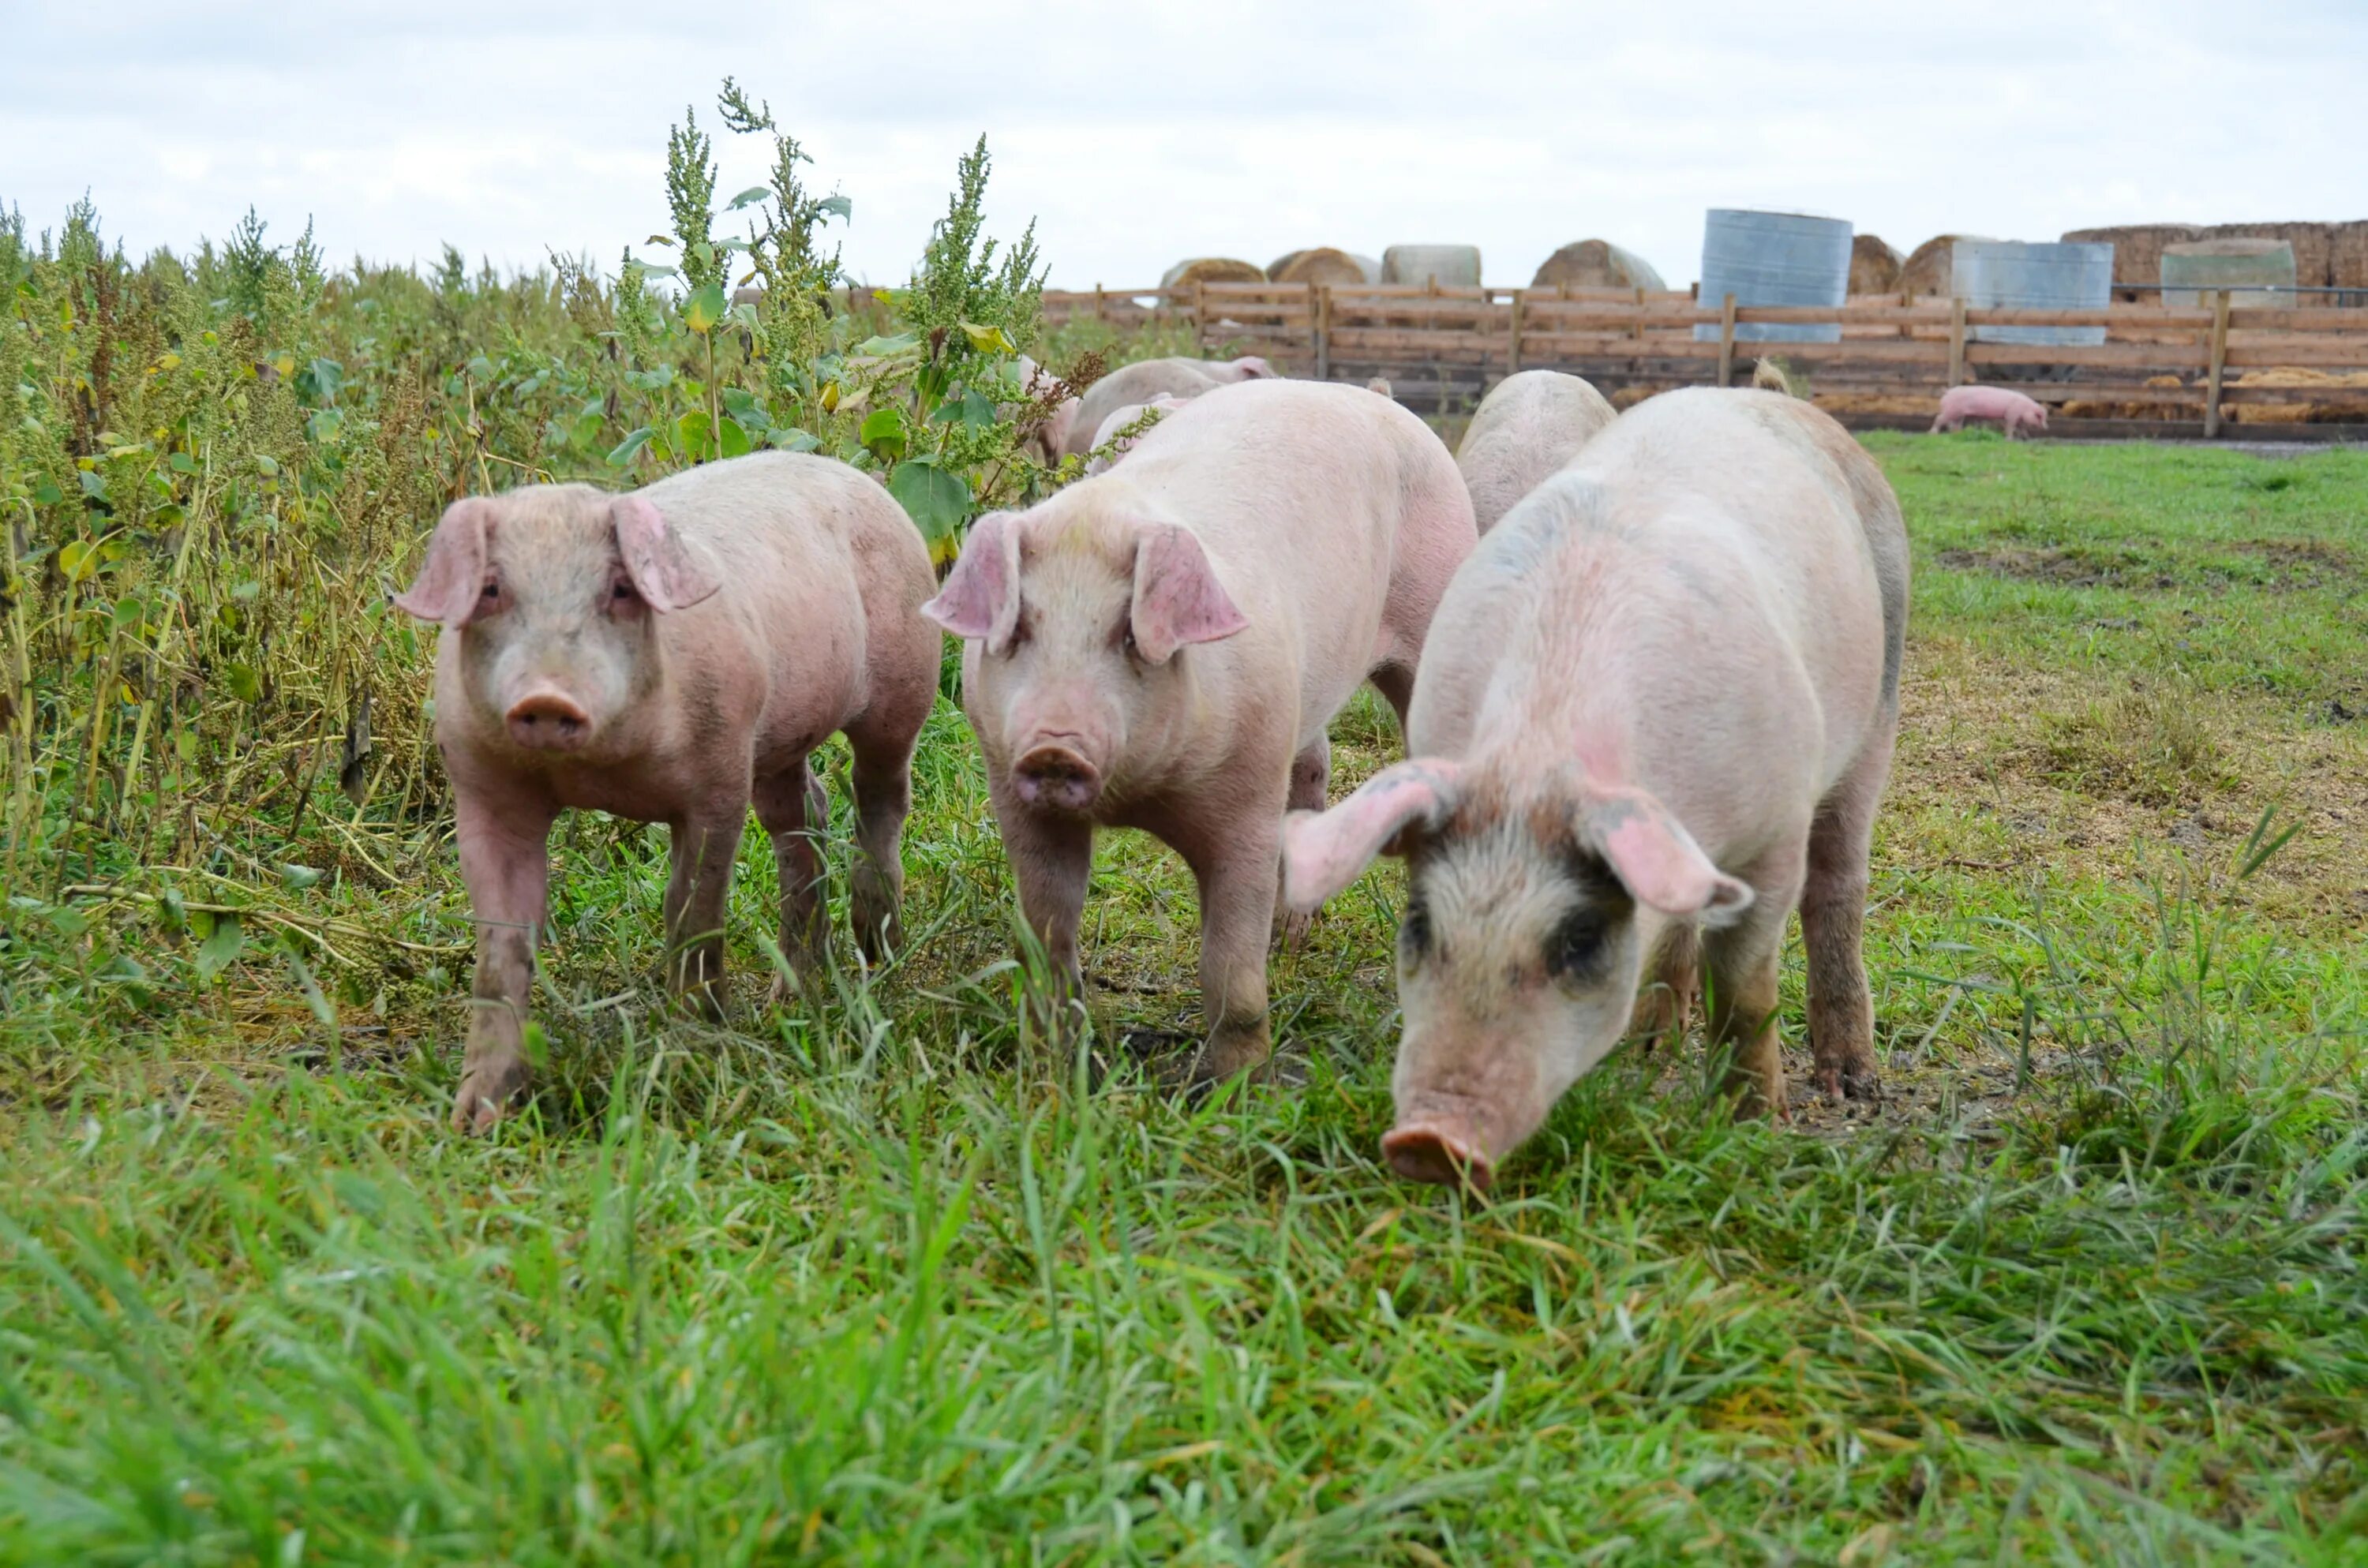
top-left (1040, 283), bottom-right (2368, 435)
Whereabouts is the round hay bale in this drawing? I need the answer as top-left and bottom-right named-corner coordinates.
top-left (1849, 234), bottom-right (1903, 294)
top-left (1266, 249), bottom-right (1305, 279)
top-left (2060, 224), bottom-right (2205, 301)
top-left (1346, 253), bottom-right (1384, 283)
top-left (1160, 256), bottom-right (1265, 290)
top-left (1268, 247), bottom-right (1369, 286)
top-left (1381, 245), bottom-right (1482, 287)
top-left (1530, 240), bottom-right (1666, 292)
top-left (1899, 234), bottom-right (1991, 297)
top-left (2205, 223), bottom-right (2334, 288)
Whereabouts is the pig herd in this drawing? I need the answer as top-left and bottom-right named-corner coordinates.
top-left (397, 359), bottom-right (1908, 1190)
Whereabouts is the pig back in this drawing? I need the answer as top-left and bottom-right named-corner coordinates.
top-left (1456, 371), bottom-right (1617, 533)
top-left (635, 454), bottom-right (935, 763)
top-left (1115, 379), bottom-right (1457, 739)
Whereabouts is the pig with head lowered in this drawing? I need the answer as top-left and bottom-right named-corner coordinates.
top-left (1455, 369), bottom-right (1617, 534)
top-left (1081, 393), bottom-right (1190, 475)
top-left (1283, 388), bottom-right (1909, 1188)
top-left (1061, 356), bottom-right (1275, 460)
top-left (395, 454), bottom-right (940, 1132)
top-left (927, 377), bottom-right (1477, 1082)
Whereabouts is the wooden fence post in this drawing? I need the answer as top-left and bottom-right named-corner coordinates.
top-left (1633, 285), bottom-right (1646, 343)
top-left (1716, 293), bottom-right (1737, 387)
top-left (1946, 298), bottom-right (1967, 387)
top-left (1314, 285), bottom-right (1332, 383)
top-left (1193, 278), bottom-right (1207, 350)
top-left (1507, 289), bottom-right (1523, 374)
top-left (2204, 288), bottom-right (2231, 438)
top-left (1305, 281), bottom-right (1319, 376)
top-left (1094, 283), bottom-right (1106, 324)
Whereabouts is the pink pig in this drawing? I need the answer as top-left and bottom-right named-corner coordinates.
top-left (925, 378), bottom-right (1477, 1083)
top-left (1932, 384), bottom-right (2049, 437)
top-left (1283, 389), bottom-right (1909, 1188)
top-left (1062, 356), bottom-right (1276, 460)
top-left (1081, 393), bottom-right (1190, 475)
top-left (395, 455), bottom-right (940, 1132)
top-left (1456, 369), bottom-right (1619, 533)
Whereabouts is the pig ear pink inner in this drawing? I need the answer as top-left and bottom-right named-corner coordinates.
top-left (613, 495), bottom-right (721, 612)
top-left (1282, 759), bottom-right (1462, 913)
top-left (922, 511), bottom-right (1024, 653)
top-left (393, 498), bottom-right (493, 626)
top-left (1579, 787), bottom-right (1754, 925)
top-left (1130, 523), bottom-right (1249, 664)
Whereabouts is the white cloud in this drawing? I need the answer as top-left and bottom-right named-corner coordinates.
top-left (2, 0), bottom-right (2360, 289)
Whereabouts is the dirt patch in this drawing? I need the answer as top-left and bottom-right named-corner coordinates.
top-left (2245, 538), bottom-right (2358, 589)
top-left (1933, 544), bottom-right (2166, 589)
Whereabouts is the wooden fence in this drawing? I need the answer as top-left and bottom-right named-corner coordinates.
top-left (1041, 283), bottom-right (2368, 436)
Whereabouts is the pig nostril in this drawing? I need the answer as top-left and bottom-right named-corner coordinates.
top-left (1381, 1126), bottom-right (1494, 1191)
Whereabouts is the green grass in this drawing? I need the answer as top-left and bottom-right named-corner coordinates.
top-left (5, 212), bottom-right (2368, 1563)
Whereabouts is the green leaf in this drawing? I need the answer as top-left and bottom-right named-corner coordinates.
top-left (305, 407), bottom-right (344, 444)
top-left (717, 417), bottom-right (752, 459)
top-left (278, 863), bottom-right (323, 890)
top-left (887, 458), bottom-right (971, 543)
top-left (195, 912), bottom-right (245, 981)
top-left (859, 406), bottom-right (909, 460)
top-left (32, 478), bottom-right (62, 506)
top-left (818, 194), bottom-right (852, 221)
top-left (958, 323), bottom-right (1015, 354)
top-left (673, 410), bottom-right (715, 462)
top-left (637, 263), bottom-right (680, 280)
top-left (625, 365), bottom-right (675, 391)
top-left (854, 333), bottom-right (922, 358)
top-left (606, 428), bottom-right (656, 467)
top-left (58, 538), bottom-right (99, 582)
top-left (78, 470), bottom-right (109, 500)
top-left (725, 185), bottom-right (772, 211)
top-left (169, 451), bottom-right (197, 474)
top-left (223, 663), bottom-right (262, 703)
top-left (681, 283), bottom-right (729, 334)
top-left (768, 428), bottom-right (822, 453)
top-left (928, 389), bottom-right (999, 430)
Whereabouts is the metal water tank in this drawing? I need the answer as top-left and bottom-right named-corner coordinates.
top-left (1693, 209), bottom-right (1853, 342)
top-left (2161, 238), bottom-right (2296, 309)
top-left (1951, 241), bottom-right (2114, 345)
top-left (1381, 245), bottom-right (1482, 287)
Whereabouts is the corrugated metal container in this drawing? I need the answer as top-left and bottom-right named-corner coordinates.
top-left (1951, 241), bottom-right (2114, 345)
top-left (1693, 209), bottom-right (1853, 342)
top-left (1381, 245), bottom-right (1482, 287)
top-left (2161, 238), bottom-right (2296, 309)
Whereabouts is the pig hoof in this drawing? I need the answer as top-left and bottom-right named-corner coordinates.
top-left (451, 1060), bottom-right (532, 1135)
top-left (1815, 1064), bottom-right (1882, 1103)
top-left (1381, 1125), bottom-right (1494, 1191)
top-left (1277, 907), bottom-right (1315, 952)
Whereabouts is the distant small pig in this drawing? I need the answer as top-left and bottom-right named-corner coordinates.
top-left (1283, 389), bottom-right (1909, 1188)
top-left (1455, 369), bottom-right (1617, 533)
top-left (1932, 384), bottom-right (2048, 437)
top-left (927, 378), bottom-right (1476, 1083)
top-left (1062, 356), bottom-right (1276, 459)
top-left (395, 455), bottom-right (940, 1132)
top-left (1081, 393), bottom-right (1188, 475)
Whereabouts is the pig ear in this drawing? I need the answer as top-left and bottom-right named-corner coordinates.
top-left (1575, 785), bottom-right (1754, 925)
top-left (1282, 759), bottom-right (1463, 913)
top-left (392, 498), bottom-right (493, 626)
top-left (1130, 523), bottom-right (1248, 664)
top-left (1238, 356), bottom-right (1275, 379)
top-left (923, 511), bottom-right (1024, 653)
top-left (613, 495), bottom-right (720, 612)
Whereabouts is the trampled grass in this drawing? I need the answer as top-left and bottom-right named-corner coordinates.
top-left (3, 214), bottom-right (2366, 1560)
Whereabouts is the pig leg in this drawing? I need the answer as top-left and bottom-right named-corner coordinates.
top-left (1802, 732), bottom-right (1894, 1102)
top-left (844, 721), bottom-right (920, 964)
top-left (662, 799), bottom-right (749, 1019)
top-left (1368, 662), bottom-right (1417, 739)
top-left (451, 786), bottom-right (557, 1133)
top-left (753, 759), bottom-right (827, 999)
top-left (1276, 733), bottom-right (1331, 950)
top-left (1701, 846), bottom-right (1805, 1117)
top-left (997, 789), bottom-right (1094, 1033)
top-left (1627, 922), bottom-right (1699, 1050)
top-left (1182, 819), bottom-right (1283, 1083)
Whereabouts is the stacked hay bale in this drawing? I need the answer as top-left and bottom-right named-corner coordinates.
top-left (1849, 234), bottom-right (1903, 294)
top-left (1381, 245), bottom-right (1482, 287)
top-left (1266, 248), bottom-right (1370, 286)
top-left (1898, 234), bottom-right (1989, 296)
top-left (1160, 256), bottom-right (1266, 290)
top-left (2229, 368), bottom-right (2368, 424)
top-left (2059, 224), bottom-right (2205, 301)
top-left (2334, 221), bottom-right (2368, 302)
top-left (2062, 376), bottom-right (2200, 421)
top-left (1530, 240), bottom-right (1666, 292)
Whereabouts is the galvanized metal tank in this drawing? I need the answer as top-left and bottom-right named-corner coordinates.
top-left (1693, 209), bottom-right (1853, 342)
top-left (1951, 240), bottom-right (2114, 345)
top-left (2161, 238), bottom-right (2296, 309)
top-left (1381, 245), bottom-right (1482, 287)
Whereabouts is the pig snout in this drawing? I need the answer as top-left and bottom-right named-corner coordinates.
top-left (505, 687), bottom-right (594, 752)
top-left (1012, 738), bottom-right (1103, 811)
top-left (1381, 1117), bottom-right (1496, 1190)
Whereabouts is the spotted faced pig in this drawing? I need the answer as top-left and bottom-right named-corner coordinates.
top-left (1081, 393), bottom-right (1189, 475)
top-left (1455, 369), bottom-right (1617, 533)
top-left (1932, 384), bottom-right (2048, 437)
top-left (395, 454), bottom-right (939, 1132)
top-left (1061, 356), bottom-right (1276, 459)
top-left (1283, 389), bottom-right (1908, 1188)
top-left (926, 378), bottom-right (1477, 1083)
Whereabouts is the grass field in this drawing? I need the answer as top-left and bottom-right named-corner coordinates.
top-left (2, 218), bottom-right (2366, 1559)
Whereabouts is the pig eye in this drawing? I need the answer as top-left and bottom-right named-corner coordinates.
top-left (479, 578), bottom-right (499, 602)
top-left (1547, 907), bottom-right (1611, 981)
top-left (612, 580), bottom-right (639, 604)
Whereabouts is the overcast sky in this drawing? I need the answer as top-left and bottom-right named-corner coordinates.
top-left (4, 1), bottom-right (2361, 292)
